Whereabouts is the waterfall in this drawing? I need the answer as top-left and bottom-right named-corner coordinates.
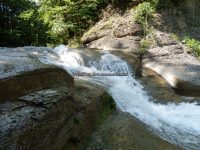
top-left (39, 45), bottom-right (200, 150)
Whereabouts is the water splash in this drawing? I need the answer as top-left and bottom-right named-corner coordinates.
top-left (39, 45), bottom-right (200, 150)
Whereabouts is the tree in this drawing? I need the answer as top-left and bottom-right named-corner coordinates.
top-left (0, 0), bottom-right (49, 47)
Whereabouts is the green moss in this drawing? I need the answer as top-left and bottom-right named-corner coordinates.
top-left (101, 93), bottom-right (116, 110)
top-left (73, 116), bottom-right (80, 125)
top-left (100, 93), bottom-right (116, 122)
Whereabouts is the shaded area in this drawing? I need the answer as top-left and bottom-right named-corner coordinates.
top-left (86, 111), bottom-right (181, 150)
top-left (152, 0), bottom-right (200, 40)
top-left (0, 0), bottom-right (49, 47)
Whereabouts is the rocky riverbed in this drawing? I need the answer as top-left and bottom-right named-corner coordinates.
top-left (2, 45), bottom-right (200, 149)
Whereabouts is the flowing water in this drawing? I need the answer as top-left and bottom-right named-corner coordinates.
top-left (39, 45), bottom-right (200, 150)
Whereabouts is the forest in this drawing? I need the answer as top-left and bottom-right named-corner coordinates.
top-left (0, 0), bottom-right (123, 47)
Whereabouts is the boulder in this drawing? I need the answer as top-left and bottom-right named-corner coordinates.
top-left (0, 81), bottom-right (115, 150)
top-left (0, 47), bottom-right (74, 101)
top-left (87, 36), bottom-right (141, 52)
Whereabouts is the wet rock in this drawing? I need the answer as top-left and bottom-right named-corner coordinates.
top-left (86, 111), bottom-right (181, 150)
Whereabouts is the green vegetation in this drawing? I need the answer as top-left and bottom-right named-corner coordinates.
top-left (132, 1), bottom-right (157, 38)
top-left (0, 0), bottom-right (196, 49)
top-left (0, 0), bottom-right (137, 47)
top-left (183, 36), bottom-right (200, 58)
top-left (133, 2), bottom-right (155, 25)
top-left (100, 93), bottom-right (116, 121)
top-left (0, 0), bottom-right (49, 47)
top-left (139, 39), bottom-right (151, 54)
top-left (0, 0), bottom-right (118, 47)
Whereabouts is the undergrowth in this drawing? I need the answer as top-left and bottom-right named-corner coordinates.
top-left (183, 36), bottom-right (200, 58)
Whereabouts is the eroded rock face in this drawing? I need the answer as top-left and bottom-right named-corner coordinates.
top-left (143, 31), bottom-right (200, 96)
top-left (0, 47), bottom-right (115, 150)
top-left (0, 88), bottom-right (75, 150)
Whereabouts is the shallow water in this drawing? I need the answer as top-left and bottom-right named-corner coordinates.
top-left (39, 45), bottom-right (200, 150)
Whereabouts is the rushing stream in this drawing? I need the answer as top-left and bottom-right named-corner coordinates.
top-left (39, 45), bottom-right (200, 150)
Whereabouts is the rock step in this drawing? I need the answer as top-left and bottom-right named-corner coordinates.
top-left (0, 80), bottom-right (115, 150)
top-left (0, 68), bottom-right (74, 101)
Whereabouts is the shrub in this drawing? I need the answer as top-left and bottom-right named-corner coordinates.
top-left (139, 39), bottom-right (151, 54)
top-left (183, 36), bottom-right (200, 58)
top-left (133, 2), bottom-right (156, 24)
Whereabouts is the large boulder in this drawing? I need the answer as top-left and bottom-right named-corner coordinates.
top-left (0, 81), bottom-right (115, 150)
top-left (0, 46), bottom-right (74, 101)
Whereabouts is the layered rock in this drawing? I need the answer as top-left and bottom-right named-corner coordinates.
top-left (0, 46), bottom-right (74, 101)
top-left (81, 5), bottom-right (142, 50)
top-left (87, 36), bottom-right (141, 52)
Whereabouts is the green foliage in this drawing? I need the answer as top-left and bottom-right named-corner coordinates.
top-left (183, 36), bottom-right (200, 58)
top-left (133, 2), bottom-right (155, 24)
top-left (1, 0), bottom-right (114, 47)
top-left (144, 0), bottom-right (180, 10)
top-left (35, 0), bottom-right (114, 46)
top-left (139, 39), bottom-right (151, 55)
top-left (0, 0), bottom-right (49, 47)
top-left (68, 37), bottom-right (82, 48)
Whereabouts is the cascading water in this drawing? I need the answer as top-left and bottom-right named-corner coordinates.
top-left (39, 45), bottom-right (200, 150)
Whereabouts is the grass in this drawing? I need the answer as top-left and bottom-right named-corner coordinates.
top-left (182, 36), bottom-right (200, 58)
top-left (139, 39), bottom-right (151, 55)
top-left (132, 2), bottom-right (155, 25)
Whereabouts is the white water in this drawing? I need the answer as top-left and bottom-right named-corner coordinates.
top-left (39, 45), bottom-right (200, 150)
